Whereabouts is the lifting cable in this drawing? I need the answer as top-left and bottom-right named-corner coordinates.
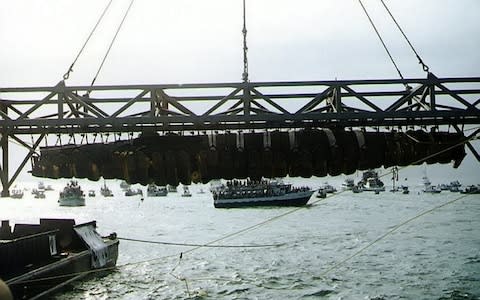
top-left (379, 0), bottom-right (430, 73)
top-left (357, 0), bottom-right (408, 88)
top-left (87, 0), bottom-right (135, 95)
top-left (63, 0), bottom-right (114, 80)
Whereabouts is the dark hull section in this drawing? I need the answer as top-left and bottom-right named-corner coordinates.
top-left (214, 194), bottom-right (312, 208)
top-left (30, 129), bottom-right (466, 186)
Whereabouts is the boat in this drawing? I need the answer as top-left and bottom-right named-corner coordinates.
top-left (34, 189), bottom-right (46, 199)
top-left (352, 185), bottom-right (363, 193)
top-left (341, 178), bottom-right (355, 191)
top-left (197, 187), bottom-right (206, 194)
top-left (320, 182), bottom-right (337, 193)
top-left (401, 185), bottom-right (410, 194)
top-left (460, 185), bottom-right (480, 194)
top-left (59, 180), bottom-right (86, 206)
top-left (181, 186), bottom-right (192, 197)
top-left (212, 178), bottom-right (314, 208)
top-left (209, 180), bottom-right (223, 193)
top-left (10, 187), bottom-right (24, 199)
top-left (422, 176), bottom-right (441, 194)
top-left (0, 218), bottom-right (119, 299)
top-left (88, 190), bottom-right (96, 197)
top-left (167, 185), bottom-right (178, 193)
top-left (100, 182), bottom-right (114, 197)
top-left (448, 180), bottom-right (462, 192)
top-left (357, 169), bottom-right (385, 192)
top-left (316, 188), bottom-right (327, 198)
top-left (125, 188), bottom-right (143, 197)
top-left (147, 184), bottom-right (168, 197)
top-left (119, 181), bottom-right (130, 190)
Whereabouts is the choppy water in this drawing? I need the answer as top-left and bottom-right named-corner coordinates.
top-left (1, 177), bottom-right (479, 300)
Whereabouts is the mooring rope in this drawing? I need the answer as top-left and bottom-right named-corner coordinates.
top-left (319, 193), bottom-right (473, 277)
top-left (117, 237), bottom-right (285, 248)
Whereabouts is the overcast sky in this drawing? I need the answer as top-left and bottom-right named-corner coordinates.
top-left (0, 0), bottom-right (479, 182)
top-left (1, 0), bottom-right (479, 86)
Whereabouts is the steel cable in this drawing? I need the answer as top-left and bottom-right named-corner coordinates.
top-left (63, 0), bottom-right (114, 80)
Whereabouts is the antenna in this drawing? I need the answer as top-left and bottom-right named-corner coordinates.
top-left (242, 0), bottom-right (249, 82)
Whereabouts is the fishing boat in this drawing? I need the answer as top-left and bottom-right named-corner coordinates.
top-left (34, 189), bottom-right (46, 199)
top-left (341, 178), bottom-right (355, 191)
top-left (147, 184), bottom-right (168, 197)
top-left (1, 218), bottom-right (119, 299)
top-left (119, 180), bottom-right (130, 190)
top-left (422, 176), bottom-right (441, 194)
top-left (401, 185), bottom-right (410, 194)
top-left (125, 188), bottom-right (143, 197)
top-left (100, 182), bottom-right (114, 197)
top-left (167, 185), bottom-right (178, 193)
top-left (212, 178), bottom-right (313, 208)
top-left (316, 188), bottom-right (327, 198)
top-left (357, 169), bottom-right (385, 192)
top-left (59, 180), bottom-right (86, 206)
top-left (320, 182), bottom-right (337, 193)
top-left (181, 186), bottom-right (192, 197)
top-left (10, 187), bottom-right (24, 199)
top-left (461, 185), bottom-right (480, 194)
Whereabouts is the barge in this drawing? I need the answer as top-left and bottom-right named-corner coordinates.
top-left (0, 218), bottom-right (119, 299)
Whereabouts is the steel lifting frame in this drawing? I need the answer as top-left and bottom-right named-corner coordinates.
top-left (0, 73), bottom-right (479, 195)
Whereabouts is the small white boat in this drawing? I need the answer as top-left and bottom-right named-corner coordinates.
top-left (181, 186), bottom-right (192, 197)
top-left (10, 187), bottom-right (24, 199)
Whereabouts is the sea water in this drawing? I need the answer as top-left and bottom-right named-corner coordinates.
top-left (1, 177), bottom-right (479, 300)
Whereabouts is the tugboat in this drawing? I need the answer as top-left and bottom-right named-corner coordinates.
top-left (59, 180), bottom-right (86, 206)
top-left (212, 178), bottom-right (313, 208)
top-left (0, 218), bottom-right (119, 299)
top-left (358, 169), bottom-right (385, 192)
top-left (100, 181), bottom-right (114, 197)
top-left (147, 184), bottom-right (168, 197)
top-left (181, 186), bottom-right (192, 197)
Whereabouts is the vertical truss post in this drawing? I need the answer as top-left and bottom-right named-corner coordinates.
top-left (243, 82), bottom-right (251, 117)
top-left (429, 83), bottom-right (436, 110)
top-left (334, 84), bottom-right (342, 112)
top-left (0, 101), bottom-right (9, 196)
top-left (58, 81), bottom-right (65, 119)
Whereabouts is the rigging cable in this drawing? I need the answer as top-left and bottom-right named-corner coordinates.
top-left (357, 0), bottom-right (408, 88)
top-left (63, 0), bottom-right (114, 80)
top-left (88, 0), bottom-right (135, 95)
top-left (379, 0), bottom-right (430, 73)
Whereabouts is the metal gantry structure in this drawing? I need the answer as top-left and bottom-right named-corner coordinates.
top-left (1, 72), bottom-right (480, 195)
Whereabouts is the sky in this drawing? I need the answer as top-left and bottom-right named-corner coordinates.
top-left (0, 0), bottom-right (479, 183)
